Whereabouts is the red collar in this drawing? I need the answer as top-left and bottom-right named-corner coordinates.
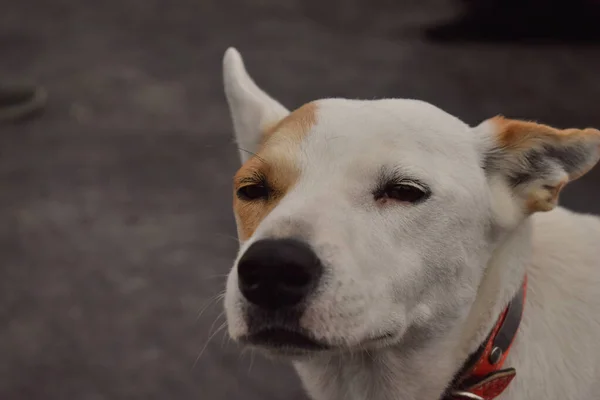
top-left (443, 275), bottom-right (528, 400)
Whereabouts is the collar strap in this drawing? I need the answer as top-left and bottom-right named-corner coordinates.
top-left (443, 275), bottom-right (528, 400)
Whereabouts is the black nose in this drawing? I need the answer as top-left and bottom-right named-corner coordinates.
top-left (237, 238), bottom-right (323, 310)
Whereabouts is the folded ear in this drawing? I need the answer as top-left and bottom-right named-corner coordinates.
top-left (479, 116), bottom-right (600, 213)
top-left (223, 48), bottom-right (290, 164)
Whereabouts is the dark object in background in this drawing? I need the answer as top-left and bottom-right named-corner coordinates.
top-left (426, 0), bottom-right (600, 43)
top-left (0, 85), bottom-right (47, 123)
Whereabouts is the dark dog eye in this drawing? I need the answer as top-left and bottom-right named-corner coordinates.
top-left (237, 184), bottom-right (269, 201)
top-left (376, 181), bottom-right (429, 203)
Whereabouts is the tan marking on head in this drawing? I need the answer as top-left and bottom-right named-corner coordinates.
top-left (233, 102), bottom-right (318, 240)
top-left (261, 102), bottom-right (317, 145)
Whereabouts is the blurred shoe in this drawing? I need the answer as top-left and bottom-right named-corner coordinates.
top-left (0, 85), bottom-right (47, 123)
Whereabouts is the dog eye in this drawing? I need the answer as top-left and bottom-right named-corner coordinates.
top-left (237, 184), bottom-right (269, 201)
top-left (377, 181), bottom-right (429, 203)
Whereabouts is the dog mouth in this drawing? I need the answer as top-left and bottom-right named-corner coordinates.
top-left (243, 328), bottom-right (330, 352)
top-left (241, 328), bottom-right (397, 355)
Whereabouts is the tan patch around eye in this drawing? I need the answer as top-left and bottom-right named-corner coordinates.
top-left (233, 102), bottom-right (318, 240)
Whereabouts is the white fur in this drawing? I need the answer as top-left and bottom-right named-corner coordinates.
top-left (221, 48), bottom-right (600, 400)
top-left (223, 48), bottom-right (290, 163)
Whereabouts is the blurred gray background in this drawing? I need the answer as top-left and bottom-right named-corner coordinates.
top-left (1, 0), bottom-right (599, 399)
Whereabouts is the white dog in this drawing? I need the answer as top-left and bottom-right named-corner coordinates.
top-left (221, 47), bottom-right (600, 400)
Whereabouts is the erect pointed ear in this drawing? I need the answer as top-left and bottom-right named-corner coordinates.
top-left (478, 116), bottom-right (600, 213)
top-left (223, 48), bottom-right (290, 164)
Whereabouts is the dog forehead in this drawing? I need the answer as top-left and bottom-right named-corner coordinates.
top-left (300, 98), bottom-right (474, 173)
top-left (246, 98), bottom-right (475, 190)
top-left (313, 99), bottom-right (466, 143)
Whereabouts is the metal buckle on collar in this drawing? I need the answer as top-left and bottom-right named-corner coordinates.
top-left (450, 390), bottom-right (485, 400)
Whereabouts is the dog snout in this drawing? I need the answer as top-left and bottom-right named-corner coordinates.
top-left (237, 238), bottom-right (323, 310)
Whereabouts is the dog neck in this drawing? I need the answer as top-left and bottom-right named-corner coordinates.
top-left (294, 220), bottom-right (532, 400)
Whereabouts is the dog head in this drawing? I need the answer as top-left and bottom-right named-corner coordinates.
top-left (221, 48), bottom-right (600, 357)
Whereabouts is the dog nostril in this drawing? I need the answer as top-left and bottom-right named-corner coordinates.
top-left (237, 239), bottom-right (323, 310)
top-left (280, 268), bottom-right (312, 289)
top-left (243, 278), bottom-right (260, 291)
top-left (241, 271), bottom-right (260, 288)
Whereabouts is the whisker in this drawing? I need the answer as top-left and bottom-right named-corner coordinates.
top-left (365, 348), bottom-right (374, 362)
top-left (248, 349), bottom-right (256, 374)
top-left (202, 273), bottom-right (229, 281)
top-left (237, 147), bottom-right (268, 165)
top-left (192, 320), bottom-right (228, 369)
top-left (214, 233), bottom-right (241, 244)
top-left (196, 291), bottom-right (225, 321)
top-left (221, 328), bottom-right (231, 348)
top-left (207, 311), bottom-right (225, 335)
